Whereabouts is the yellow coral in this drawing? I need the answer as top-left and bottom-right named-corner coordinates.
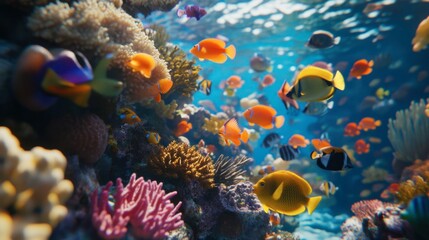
top-left (27, 0), bottom-right (171, 103)
top-left (141, 99), bottom-right (178, 119)
top-left (396, 175), bottom-right (429, 204)
top-left (148, 141), bottom-right (215, 188)
top-left (361, 166), bottom-right (389, 184)
top-left (0, 127), bottom-right (73, 240)
top-left (203, 115), bottom-right (227, 134)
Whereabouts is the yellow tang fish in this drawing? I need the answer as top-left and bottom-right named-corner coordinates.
top-left (253, 170), bottom-right (322, 216)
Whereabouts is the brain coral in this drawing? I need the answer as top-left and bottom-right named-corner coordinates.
top-left (45, 113), bottom-right (108, 164)
top-left (148, 141), bottom-right (215, 188)
top-left (27, 0), bottom-right (171, 103)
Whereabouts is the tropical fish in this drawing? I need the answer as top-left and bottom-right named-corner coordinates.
top-left (375, 87), bottom-right (389, 100)
top-left (225, 75), bottom-right (244, 89)
top-left (319, 181), bottom-right (338, 197)
top-left (279, 144), bottom-right (300, 161)
top-left (258, 165), bottom-right (275, 175)
top-left (259, 74), bottom-right (275, 88)
top-left (198, 79), bottom-right (212, 95)
top-left (288, 134), bottom-right (310, 149)
top-left (146, 131), bottom-right (161, 144)
top-left (282, 66), bottom-right (345, 103)
top-left (218, 118), bottom-right (249, 146)
top-left (358, 117), bottom-right (381, 131)
top-left (174, 120), bottom-right (192, 137)
top-left (401, 195), bottom-right (429, 239)
top-left (278, 80), bottom-right (299, 110)
top-left (190, 38), bottom-right (236, 63)
top-left (127, 53), bottom-right (156, 78)
top-left (303, 101), bottom-right (334, 116)
top-left (250, 53), bottom-right (272, 72)
top-left (253, 170), bottom-right (322, 216)
top-left (306, 30), bottom-right (341, 49)
top-left (349, 59), bottom-right (374, 80)
top-left (223, 87), bottom-right (236, 97)
top-left (412, 16), bottom-right (429, 52)
top-left (118, 107), bottom-right (141, 125)
top-left (177, 5), bottom-right (207, 20)
top-left (262, 132), bottom-right (282, 148)
top-left (354, 139), bottom-right (370, 154)
top-left (243, 105), bottom-right (285, 129)
top-left (269, 212), bottom-right (281, 227)
top-left (311, 138), bottom-right (331, 151)
top-left (311, 146), bottom-right (354, 171)
top-left (344, 122), bottom-right (361, 137)
top-left (145, 78), bottom-right (173, 102)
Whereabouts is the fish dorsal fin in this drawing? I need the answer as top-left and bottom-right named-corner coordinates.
top-left (297, 66), bottom-right (333, 82)
top-left (225, 118), bottom-right (240, 134)
top-left (202, 38), bottom-right (226, 48)
top-left (287, 171), bottom-right (312, 195)
top-left (272, 182), bottom-right (284, 200)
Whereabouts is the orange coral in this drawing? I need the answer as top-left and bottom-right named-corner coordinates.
top-left (148, 141), bottom-right (215, 188)
top-left (395, 174), bottom-right (429, 204)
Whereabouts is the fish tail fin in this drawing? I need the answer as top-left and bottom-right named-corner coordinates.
top-left (327, 101), bottom-right (334, 109)
top-left (92, 54), bottom-right (123, 96)
top-left (332, 71), bottom-right (345, 91)
top-left (177, 9), bottom-right (185, 17)
top-left (375, 120), bottom-right (381, 127)
top-left (275, 116), bottom-right (285, 128)
top-left (241, 129), bottom-right (249, 143)
top-left (225, 44), bottom-right (236, 59)
top-left (334, 36), bottom-right (341, 45)
top-left (307, 196), bottom-right (322, 215)
top-left (368, 60), bottom-right (374, 67)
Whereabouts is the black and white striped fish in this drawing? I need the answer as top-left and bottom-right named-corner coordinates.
top-left (279, 144), bottom-right (300, 161)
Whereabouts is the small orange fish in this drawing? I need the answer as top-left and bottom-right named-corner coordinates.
top-left (311, 138), bottom-right (331, 151)
top-left (349, 59), bottom-right (374, 80)
top-left (354, 139), bottom-right (370, 154)
top-left (127, 53), bottom-right (156, 78)
top-left (243, 105), bottom-right (284, 129)
top-left (358, 117), bottom-right (381, 131)
top-left (258, 165), bottom-right (275, 175)
top-left (260, 74), bottom-right (275, 88)
top-left (190, 38), bottom-right (236, 63)
top-left (219, 118), bottom-right (249, 146)
top-left (226, 75), bottom-right (244, 89)
top-left (145, 78), bottom-right (173, 102)
top-left (344, 122), bottom-right (361, 136)
top-left (277, 80), bottom-right (299, 110)
top-left (118, 108), bottom-right (141, 125)
top-left (174, 120), bottom-right (192, 137)
top-left (288, 134), bottom-right (310, 149)
top-left (269, 212), bottom-right (281, 227)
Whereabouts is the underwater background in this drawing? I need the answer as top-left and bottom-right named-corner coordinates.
top-left (0, 0), bottom-right (429, 239)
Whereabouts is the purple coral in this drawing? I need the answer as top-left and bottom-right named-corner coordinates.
top-left (91, 173), bottom-right (184, 240)
top-left (219, 181), bottom-right (262, 212)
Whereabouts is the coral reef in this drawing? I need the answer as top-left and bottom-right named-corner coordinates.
top-left (395, 175), bottom-right (429, 204)
top-left (122, 0), bottom-right (180, 17)
top-left (45, 113), bottom-right (108, 165)
top-left (340, 216), bottom-right (368, 240)
top-left (141, 99), bottom-right (178, 120)
top-left (203, 114), bottom-right (228, 134)
top-left (0, 126), bottom-right (73, 240)
top-left (214, 154), bottom-right (253, 186)
top-left (28, 0), bottom-right (171, 103)
top-left (218, 181), bottom-right (262, 213)
top-left (400, 159), bottom-right (429, 181)
top-left (91, 173), bottom-right (183, 239)
top-left (361, 166), bottom-right (390, 184)
top-left (387, 98), bottom-right (429, 162)
top-left (148, 141), bottom-right (215, 188)
top-left (295, 211), bottom-right (348, 240)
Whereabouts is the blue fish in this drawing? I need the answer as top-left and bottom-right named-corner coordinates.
top-left (177, 5), bottom-right (207, 20)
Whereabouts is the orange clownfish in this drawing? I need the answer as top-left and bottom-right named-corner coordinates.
top-left (127, 53), bottom-right (156, 78)
top-left (145, 78), bottom-right (173, 102)
top-left (358, 117), bottom-right (381, 131)
top-left (219, 118), bottom-right (249, 146)
top-left (190, 38), bottom-right (236, 63)
top-left (288, 134), bottom-right (310, 149)
top-left (258, 165), bottom-right (275, 176)
top-left (243, 105), bottom-right (284, 129)
top-left (354, 139), bottom-right (370, 154)
top-left (174, 120), bottom-right (192, 137)
top-left (349, 59), bottom-right (374, 80)
top-left (226, 75), bottom-right (244, 89)
top-left (118, 107), bottom-right (141, 125)
top-left (344, 122), bottom-right (361, 136)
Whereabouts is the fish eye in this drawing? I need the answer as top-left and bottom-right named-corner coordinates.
top-left (259, 182), bottom-right (265, 187)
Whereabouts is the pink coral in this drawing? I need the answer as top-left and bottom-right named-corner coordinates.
top-left (351, 199), bottom-right (395, 227)
top-left (91, 173), bottom-right (183, 240)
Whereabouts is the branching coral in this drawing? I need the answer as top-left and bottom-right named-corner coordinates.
top-left (361, 166), bottom-right (390, 184)
top-left (388, 98), bottom-right (429, 162)
top-left (91, 173), bottom-right (183, 239)
top-left (0, 126), bottom-right (73, 240)
top-left (140, 99), bottom-right (178, 119)
top-left (122, 0), bottom-right (180, 17)
top-left (203, 114), bottom-right (227, 134)
top-left (148, 141), bottom-right (215, 188)
top-left (28, 0), bottom-right (171, 103)
top-left (214, 154), bottom-right (253, 186)
top-left (395, 175), bottom-right (429, 204)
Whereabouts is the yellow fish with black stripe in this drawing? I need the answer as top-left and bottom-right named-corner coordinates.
top-left (253, 170), bottom-right (322, 216)
top-left (282, 66), bottom-right (345, 102)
